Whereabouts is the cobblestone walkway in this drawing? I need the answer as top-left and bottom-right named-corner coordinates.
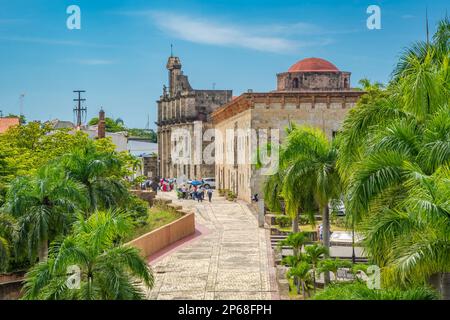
top-left (146, 192), bottom-right (278, 300)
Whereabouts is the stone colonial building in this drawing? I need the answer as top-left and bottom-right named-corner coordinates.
top-left (156, 56), bottom-right (232, 179)
top-left (211, 58), bottom-right (365, 202)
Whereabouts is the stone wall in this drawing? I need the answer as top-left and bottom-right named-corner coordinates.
top-left (212, 92), bottom-right (363, 202)
top-left (214, 109), bottom-right (253, 201)
top-left (143, 155), bottom-right (158, 179)
top-left (0, 272), bottom-right (25, 300)
top-left (131, 190), bottom-right (156, 206)
top-left (277, 71), bottom-right (351, 91)
top-left (126, 206), bottom-right (195, 258)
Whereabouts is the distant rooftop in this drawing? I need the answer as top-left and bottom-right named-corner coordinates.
top-left (0, 117), bottom-right (20, 134)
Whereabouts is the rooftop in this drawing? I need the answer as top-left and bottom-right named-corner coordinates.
top-left (288, 57), bottom-right (339, 73)
top-left (0, 117), bottom-right (20, 134)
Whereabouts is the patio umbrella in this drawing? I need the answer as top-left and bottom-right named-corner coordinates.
top-left (190, 180), bottom-right (202, 186)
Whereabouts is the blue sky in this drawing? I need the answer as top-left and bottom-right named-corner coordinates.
top-left (0, 0), bottom-right (448, 129)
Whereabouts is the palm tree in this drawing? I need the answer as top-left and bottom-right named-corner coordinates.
top-left (318, 258), bottom-right (352, 282)
top-left (22, 210), bottom-right (154, 300)
top-left (0, 213), bottom-right (15, 271)
top-left (5, 165), bottom-right (87, 262)
top-left (337, 17), bottom-right (450, 297)
top-left (392, 16), bottom-right (449, 82)
top-left (279, 125), bottom-right (341, 284)
top-left (279, 232), bottom-right (308, 257)
top-left (279, 232), bottom-right (308, 291)
top-left (287, 261), bottom-right (312, 298)
top-left (263, 128), bottom-right (316, 234)
top-left (61, 143), bottom-right (128, 214)
top-left (361, 167), bottom-right (450, 295)
top-left (305, 244), bottom-right (328, 292)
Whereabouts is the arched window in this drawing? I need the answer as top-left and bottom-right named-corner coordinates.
top-left (292, 78), bottom-right (299, 89)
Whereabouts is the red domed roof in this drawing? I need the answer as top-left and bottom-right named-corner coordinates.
top-left (288, 58), bottom-right (339, 73)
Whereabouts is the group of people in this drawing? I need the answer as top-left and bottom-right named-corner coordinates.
top-left (140, 176), bottom-right (214, 202)
top-left (177, 184), bottom-right (213, 202)
top-left (159, 178), bottom-right (175, 192)
top-left (140, 178), bottom-right (175, 192)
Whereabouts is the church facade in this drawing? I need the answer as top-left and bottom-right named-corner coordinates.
top-left (156, 56), bottom-right (232, 180)
top-left (211, 58), bottom-right (365, 201)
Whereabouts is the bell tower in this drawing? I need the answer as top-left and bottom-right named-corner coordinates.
top-left (166, 55), bottom-right (182, 97)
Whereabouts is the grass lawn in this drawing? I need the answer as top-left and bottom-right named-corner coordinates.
top-left (287, 278), bottom-right (318, 300)
top-left (126, 206), bottom-right (183, 241)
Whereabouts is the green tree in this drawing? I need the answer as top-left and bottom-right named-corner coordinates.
top-left (88, 117), bottom-right (126, 133)
top-left (279, 232), bottom-right (308, 258)
top-left (305, 244), bottom-right (328, 292)
top-left (263, 130), bottom-right (317, 234)
top-left (0, 213), bottom-right (16, 271)
top-left (337, 17), bottom-right (450, 297)
top-left (61, 142), bottom-right (128, 214)
top-left (318, 258), bottom-right (352, 282)
top-left (0, 122), bottom-right (99, 184)
top-left (287, 261), bottom-right (312, 298)
top-left (5, 165), bottom-right (87, 262)
top-left (279, 125), bottom-right (341, 284)
top-left (22, 210), bottom-right (154, 300)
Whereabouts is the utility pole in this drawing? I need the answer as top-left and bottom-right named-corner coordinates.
top-left (73, 90), bottom-right (87, 127)
top-left (145, 114), bottom-right (150, 131)
top-left (19, 93), bottom-right (25, 116)
top-left (426, 8), bottom-right (430, 45)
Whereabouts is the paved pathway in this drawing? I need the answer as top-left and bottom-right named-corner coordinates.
top-left (146, 192), bottom-right (278, 300)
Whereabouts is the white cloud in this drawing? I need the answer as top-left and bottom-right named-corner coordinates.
top-left (144, 11), bottom-right (332, 54)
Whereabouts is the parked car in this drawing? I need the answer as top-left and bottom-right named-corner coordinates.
top-left (329, 200), bottom-right (346, 216)
top-left (202, 177), bottom-right (216, 189)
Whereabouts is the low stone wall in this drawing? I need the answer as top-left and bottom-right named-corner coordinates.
top-left (0, 272), bottom-right (25, 300)
top-left (131, 190), bottom-right (156, 206)
top-left (127, 206), bottom-right (195, 258)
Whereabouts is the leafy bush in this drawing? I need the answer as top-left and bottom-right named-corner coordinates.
top-left (226, 190), bottom-right (237, 200)
top-left (124, 195), bottom-right (149, 226)
top-left (275, 215), bottom-right (292, 228)
top-left (313, 281), bottom-right (439, 300)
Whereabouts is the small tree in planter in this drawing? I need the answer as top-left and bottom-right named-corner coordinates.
top-left (287, 262), bottom-right (313, 299)
top-left (226, 190), bottom-right (237, 201)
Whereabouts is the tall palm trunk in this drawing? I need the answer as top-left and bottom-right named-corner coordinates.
top-left (88, 183), bottom-right (96, 215)
top-left (38, 238), bottom-right (48, 262)
top-left (292, 214), bottom-right (299, 233)
top-left (322, 205), bottom-right (331, 285)
top-left (312, 268), bottom-right (317, 293)
top-left (429, 273), bottom-right (450, 300)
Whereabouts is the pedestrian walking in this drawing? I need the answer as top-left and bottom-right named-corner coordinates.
top-left (207, 188), bottom-right (213, 202)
